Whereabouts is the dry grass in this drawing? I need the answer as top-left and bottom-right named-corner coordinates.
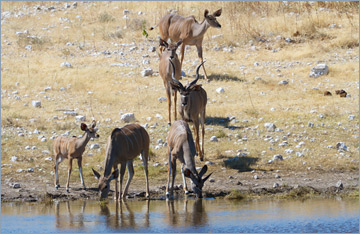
top-left (1, 1), bottom-right (358, 186)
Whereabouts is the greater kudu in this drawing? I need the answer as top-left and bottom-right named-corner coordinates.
top-left (53, 120), bottom-right (99, 192)
top-left (166, 120), bottom-right (212, 198)
top-left (92, 124), bottom-right (150, 200)
top-left (169, 59), bottom-right (207, 161)
top-left (150, 9), bottom-right (222, 81)
top-left (159, 39), bottom-right (182, 125)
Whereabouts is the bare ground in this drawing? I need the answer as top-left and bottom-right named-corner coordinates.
top-left (1, 168), bottom-right (358, 202)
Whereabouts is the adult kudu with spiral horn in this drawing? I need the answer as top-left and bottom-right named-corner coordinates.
top-left (150, 8), bottom-right (222, 81)
top-left (169, 59), bottom-right (207, 161)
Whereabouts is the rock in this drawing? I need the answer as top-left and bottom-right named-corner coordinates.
top-left (45, 157), bottom-right (53, 161)
top-left (236, 181), bottom-right (243, 185)
top-left (158, 97), bottom-right (167, 103)
top-left (309, 64), bottom-right (329, 78)
top-left (32, 100), bottom-right (41, 108)
top-left (60, 62), bottom-right (72, 68)
top-left (75, 115), bottom-right (86, 121)
top-left (285, 149), bottom-right (294, 154)
top-left (121, 113), bottom-right (135, 123)
top-left (25, 45), bottom-right (32, 51)
top-left (254, 175), bottom-right (259, 179)
top-left (11, 156), bottom-right (18, 162)
top-left (275, 174), bottom-right (281, 178)
top-left (210, 136), bottom-right (218, 142)
top-left (273, 154), bottom-right (283, 161)
top-left (273, 182), bottom-right (279, 188)
top-left (153, 162), bottom-right (161, 167)
top-left (308, 122), bottom-right (314, 128)
top-left (90, 144), bottom-right (100, 149)
top-left (209, 178), bottom-right (215, 183)
top-left (27, 168), bottom-right (34, 172)
top-left (41, 138), bottom-right (47, 142)
top-left (336, 142), bottom-right (348, 152)
top-left (64, 111), bottom-right (77, 116)
top-left (336, 180), bottom-right (343, 189)
top-left (348, 115), bottom-right (356, 121)
top-left (216, 87), bottom-right (225, 94)
top-left (25, 146), bottom-right (31, 150)
top-left (42, 150), bottom-right (50, 155)
top-left (148, 46), bottom-right (156, 52)
top-left (278, 80), bottom-right (288, 85)
top-left (12, 183), bottom-right (21, 189)
top-left (264, 123), bottom-right (276, 132)
top-left (141, 68), bottom-right (153, 77)
top-left (205, 161), bottom-right (214, 165)
top-left (155, 114), bottom-right (163, 119)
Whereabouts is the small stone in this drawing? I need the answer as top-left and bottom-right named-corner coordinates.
top-left (209, 178), bottom-right (215, 183)
top-left (45, 157), bottom-right (53, 161)
top-left (41, 138), bottom-right (47, 142)
top-left (216, 87), bottom-right (225, 94)
top-left (348, 115), bottom-right (356, 121)
top-left (273, 182), bottom-right (279, 188)
top-left (273, 154), bottom-right (283, 161)
top-left (254, 175), bottom-right (259, 179)
top-left (153, 162), bottom-right (161, 167)
top-left (32, 100), bottom-right (41, 108)
top-left (205, 161), bottom-right (214, 165)
top-left (121, 113), bottom-right (135, 123)
top-left (275, 174), bottom-right (281, 178)
top-left (210, 136), bottom-right (218, 142)
top-left (141, 68), bottom-right (153, 77)
top-left (308, 122), bottom-right (314, 128)
top-left (60, 61), bottom-right (72, 68)
top-left (264, 123), bottom-right (276, 132)
top-left (11, 156), bottom-right (18, 162)
top-left (148, 46), bottom-right (156, 52)
top-left (25, 146), bottom-right (31, 150)
top-left (336, 142), bottom-right (348, 152)
top-left (158, 97), bottom-right (167, 103)
top-left (309, 64), bottom-right (329, 78)
top-left (90, 144), bottom-right (100, 149)
top-left (12, 183), bottom-right (21, 189)
top-left (278, 80), bottom-right (288, 85)
top-left (75, 115), bottom-right (86, 121)
top-left (336, 180), bottom-right (343, 189)
top-left (42, 150), bottom-right (50, 155)
top-left (27, 168), bottom-right (34, 172)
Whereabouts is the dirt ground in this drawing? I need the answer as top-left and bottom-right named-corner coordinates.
top-left (1, 168), bottom-right (358, 202)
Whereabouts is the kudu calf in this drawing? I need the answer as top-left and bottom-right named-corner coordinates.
top-left (159, 39), bottom-right (182, 125)
top-left (92, 124), bottom-right (150, 200)
top-left (151, 8), bottom-right (222, 81)
top-left (166, 120), bottom-right (212, 198)
top-left (169, 59), bottom-right (207, 161)
top-left (53, 120), bottom-right (99, 192)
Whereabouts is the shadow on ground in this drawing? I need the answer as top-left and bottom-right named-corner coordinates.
top-left (223, 156), bottom-right (259, 172)
top-left (208, 74), bottom-right (246, 82)
top-left (205, 116), bottom-right (242, 130)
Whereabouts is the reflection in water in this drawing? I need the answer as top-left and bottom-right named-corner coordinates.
top-left (100, 200), bottom-right (150, 230)
top-left (166, 199), bottom-right (208, 227)
top-left (54, 200), bottom-right (86, 230)
top-left (1, 198), bottom-right (358, 233)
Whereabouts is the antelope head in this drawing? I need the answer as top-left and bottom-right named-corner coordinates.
top-left (169, 59), bottom-right (206, 107)
top-left (81, 120), bottom-right (100, 139)
top-left (92, 168), bottom-right (119, 200)
top-left (204, 8), bottom-right (222, 28)
top-left (159, 39), bottom-right (182, 59)
top-left (184, 165), bottom-right (213, 198)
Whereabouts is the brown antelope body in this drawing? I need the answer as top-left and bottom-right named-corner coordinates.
top-left (159, 39), bottom-right (182, 125)
top-left (166, 120), bottom-right (212, 198)
top-left (92, 124), bottom-right (150, 200)
top-left (53, 120), bottom-right (99, 192)
top-left (169, 59), bottom-right (207, 161)
top-left (151, 9), bottom-right (222, 81)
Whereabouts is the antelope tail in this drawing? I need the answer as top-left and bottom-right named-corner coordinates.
top-left (149, 24), bottom-right (158, 30)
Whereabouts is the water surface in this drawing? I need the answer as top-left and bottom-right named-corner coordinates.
top-left (1, 198), bottom-right (358, 233)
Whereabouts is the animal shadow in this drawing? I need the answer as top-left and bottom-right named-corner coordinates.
top-left (224, 156), bottom-right (259, 172)
top-left (207, 73), bottom-right (245, 82)
top-left (205, 116), bottom-right (229, 127)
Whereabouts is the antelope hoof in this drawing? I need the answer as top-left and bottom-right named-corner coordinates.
top-left (184, 190), bottom-right (189, 195)
top-left (200, 157), bottom-right (204, 162)
top-left (168, 122), bottom-right (171, 126)
top-left (55, 185), bottom-right (60, 189)
top-left (83, 186), bottom-right (87, 191)
top-left (146, 193), bottom-right (150, 198)
top-left (66, 188), bottom-right (69, 193)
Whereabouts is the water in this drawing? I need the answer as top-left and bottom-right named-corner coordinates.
top-left (1, 198), bottom-right (358, 233)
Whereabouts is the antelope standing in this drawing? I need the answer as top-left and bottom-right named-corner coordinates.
top-left (53, 120), bottom-right (99, 192)
top-left (92, 124), bottom-right (150, 200)
top-left (169, 59), bottom-right (207, 161)
top-left (159, 39), bottom-right (183, 125)
top-left (166, 120), bottom-right (212, 198)
top-left (150, 8), bottom-right (222, 81)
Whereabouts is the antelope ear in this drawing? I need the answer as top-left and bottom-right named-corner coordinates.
top-left (170, 81), bottom-right (181, 91)
top-left (81, 123), bottom-right (88, 131)
top-left (92, 168), bottom-right (101, 180)
top-left (184, 168), bottom-right (192, 178)
top-left (189, 84), bottom-right (202, 91)
top-left (109, 168), bottom-right (119, 180)
top-left (213, 8), bottom-right (222, 17)
top-left (204, 9), bottom-right (209, 17)
top-left (160, 39), bottom-right (168, 48)
top-left (91, 120), bottom-right (96, 128)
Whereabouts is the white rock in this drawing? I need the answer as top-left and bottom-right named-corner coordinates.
top-left (60, 61), bottom-right (72, 68)
top-left (210, 136), bottom-right (218, 142)
top-left (42, 150), bottom-right (50, 154)
top-left (216, 87), bottom-right (225, 94)
top-left (32, 100), bottom-right (41, 108)
top-left (64, 111), bottom-right (77, 116)
top-left (11, 156), bottom-right (18, 162)
top-left (75, 115), bottom-right (86, 121)
top-left (336, 142), bottom-right (348, 152)
top-left (264, 123), bottom-right (276, 132)
top-left (273, 154), bottom-right (283, 161)
top-left (309, 64), bottom-right (329, 78)
top-left (158, 97), bottom-right (167, 103)
top-left (348, 115), bottom-right (356, 121)
top-left (27, 168), bottom-right (34, 172)
top-left (273, 182), bottom-right (279, 188)
top-left (141, 68), bottom-right (153, 77)
top-left (278, 80), bottom-right (288, 85)
top-left (25, 45), bottom-right (32, 51)
top-left (12, 183), bottom-right (21, 189)
top-left (45, 157), bottom-right (53, 161)
top-left (121, 113), bottom-right (135, 123)
top-left (155, 114), bottom-right (163, 119)
top-left (41, 138), bottom-right (47, 142)
top-left (25, 146), bottom-right (31, 150)
top-left (90, 144), bottom-right (100, 149)
top-left (209, 178), bottom-right (215, 183)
